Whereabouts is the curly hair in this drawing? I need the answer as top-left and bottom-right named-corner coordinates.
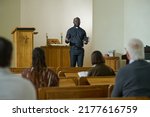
top-left (32, 47), bottom-right (47, 71)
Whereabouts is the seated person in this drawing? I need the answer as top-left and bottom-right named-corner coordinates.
top-left (0, 36), bottom-right (36, 99)
top-left (87, 50), bottom-right (115, 76)
top-left (112, 38), bottom-right (150, 97)
top-left (22, 47), bottom-right (59, 89)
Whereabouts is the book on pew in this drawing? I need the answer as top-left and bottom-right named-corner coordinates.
top-left (78, 71), bottom-right (88, 78)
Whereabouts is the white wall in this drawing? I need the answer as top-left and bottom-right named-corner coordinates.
top-left (93, 0), bottom-right (124, 55)
top-left (20, 0), bottom-right (92, 66)
top-left (0, 0), bottom-right (20, 40)
top-left (2, 0), bottom-right (150, 67)
top-left (124, 0), bottom-right (150, 47)
top-left (93, 0), bottom-right (150, 68)
top-left (93, 0), bottom-right (150, 55)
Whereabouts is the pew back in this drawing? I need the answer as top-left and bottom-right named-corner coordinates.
top-left (86, 97), bottom-right (150, 100)
top-left (59, 78), bottom-right (77, 87)
top-left (10, 67), bottom-right (57, 74)
top-left (10, 67), bottom-right (27, 74)
top-left (38, 85), bottom-right (109, 99)
top-left (78, 76), bottom-right (115, 85)
top-left (57, 67), bottom-right (91, 78)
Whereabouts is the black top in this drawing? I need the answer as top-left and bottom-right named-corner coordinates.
top-left (66, 26), bottom-right (87, 48)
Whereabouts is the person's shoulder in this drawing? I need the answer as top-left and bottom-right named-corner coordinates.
top-left (15, 75), bottom-right (35, 91)
top-left (68, 26), bottom-right (75, 31)
top-left (21, 67), bottom-right (32, 77)
top-left (47, 68), bottom-right (53, 73)
top-left (79, 27), bottom-right (86, 31)
top-left (88, 66), bottom-right (95, 72)
top-left (46, 68), bottom-right (58, 75)
top-left (11, 74), bottom-right (31, 84)
top-left (101, 63), bottom-right (113, 70)
top-left (117, 64), bottom-right (131, 77)
top-left (22, 68), bottom-right (32, 73)
top-left (2, 73), bottom-right (36, 99)
top-left (8, 74), bottom-right (34, 89)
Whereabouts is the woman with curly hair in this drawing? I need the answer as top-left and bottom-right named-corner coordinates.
top-left (22, 47), bottom-right (59, 89)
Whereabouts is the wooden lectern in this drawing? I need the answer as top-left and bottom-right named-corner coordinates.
top-left (41, 45), bottom-right (70, 67)
top-left (11, 27), bottom-right (35, 67)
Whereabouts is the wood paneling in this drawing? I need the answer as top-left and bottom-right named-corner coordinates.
top-left (104, 57), bottom-right (120, 71)
top-left (12, 27), bottom-right (35, 67)
top-left (38, 85), bottom-right (109, 99)
top-left (41, 45), bottom-right (70, 67)
top-left (57, 67), bottom-right (91, 78)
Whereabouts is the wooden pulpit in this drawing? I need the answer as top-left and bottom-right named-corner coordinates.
top-left (41, 45), bottom-right (70, 67)
top-left (11, 27), bottom-right (35, 67)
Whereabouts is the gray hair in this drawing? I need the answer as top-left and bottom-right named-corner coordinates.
top-left (127, 38), bottom-right (145, 60)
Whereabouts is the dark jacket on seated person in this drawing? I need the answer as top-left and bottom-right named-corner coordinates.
top-left (88, 63), bottom-right (115, 76)
top-left (88, 50), bottom-right (115, 76)
top-left (112, 60), bottom-right (150, 97)
top-left (112, 38), bottom-right (150, 97)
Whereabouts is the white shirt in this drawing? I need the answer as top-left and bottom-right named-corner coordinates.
top-left (0, 68), bottom-right (36, 100)
top-left (129, 59), bottom-right (135, 64)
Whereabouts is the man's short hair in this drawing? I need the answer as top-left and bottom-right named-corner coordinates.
top-left (0, 37), bottom-right (13, 67)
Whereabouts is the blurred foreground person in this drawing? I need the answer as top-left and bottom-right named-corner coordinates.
top-left (0, 36), bottom-right (36, 99)
top-left (112, 38), bottom-right (150, 97)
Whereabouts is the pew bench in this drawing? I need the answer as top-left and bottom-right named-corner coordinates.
top-left (57, 67), bottom-right (91, 78)
top-left (81, 97), bottom-right (150, 100)
top-left (59, 78), bottom-right (77, 87)
top-left (78, 76), bottom-right (115, 85)
top-left (38, 85), bottom-right (109, 100)
top-left (10, 67), bottom-right (57, 74)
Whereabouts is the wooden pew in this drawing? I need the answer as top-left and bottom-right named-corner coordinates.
top-left (38, 85), bottom-right (109, 99)
top-left (10, 67), bottom-right (57, 74)
top-left (56, 67), bottom-right (91, 78)
top-left (10, 67), bottom-right (27, 74)
top-left (108, 84), bottom-right (114, 97)
top-left (78, 76), bottom-right (115, 85)
top-left (105, 97), bottom-right (150, 100)
top-left (78, 97), bottom-right (150, 100)
top-left (58, 75), bottom-right (115, 95)
top-left (59, 78), bottom-right (77, 87)
top-left (78, 76), bottom-right (115, 97)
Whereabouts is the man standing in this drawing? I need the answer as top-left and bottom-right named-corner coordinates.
top-left (65, 17), bottom-right (88, 67)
